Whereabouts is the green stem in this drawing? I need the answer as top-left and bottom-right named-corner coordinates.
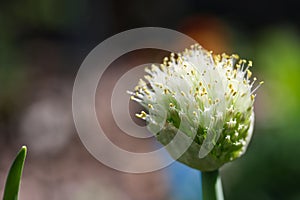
top-left (201, 170), bottom-right (224, 200)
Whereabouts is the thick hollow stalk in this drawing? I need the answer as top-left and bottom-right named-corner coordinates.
top-left (201, 170), bottom-right (224, 200)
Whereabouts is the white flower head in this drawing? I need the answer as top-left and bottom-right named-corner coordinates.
top-left (129, 44), bottom-right (263, 171)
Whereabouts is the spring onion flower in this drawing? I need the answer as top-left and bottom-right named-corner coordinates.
top-left (129, 44), bottom-right (262, 171)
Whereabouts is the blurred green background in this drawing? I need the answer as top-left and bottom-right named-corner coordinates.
top-left (0, 0), bottom-right (299, 200)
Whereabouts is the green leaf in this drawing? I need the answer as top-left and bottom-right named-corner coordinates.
top-left (3, 146), bottom-right (27, 200)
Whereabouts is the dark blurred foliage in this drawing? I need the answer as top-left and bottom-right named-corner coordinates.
top-left (222, 27), bottom-right (300, 200)
top-left (0, 0), bottom-right (299, 199)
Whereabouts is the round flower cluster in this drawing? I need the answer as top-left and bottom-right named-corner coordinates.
top-left (129, 44), bottom-right (262, 171)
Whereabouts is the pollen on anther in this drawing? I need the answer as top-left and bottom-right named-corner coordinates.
top-left (136, 111), bottom-right (147, 119)
top-left (248, 60), bottom-right (253, 67)
top-left (232, 54), bottom-right (239, 59)
top-left (247, 70), bottom-right (252, 79)
top-left (191, 70), bottom-right (195, 75)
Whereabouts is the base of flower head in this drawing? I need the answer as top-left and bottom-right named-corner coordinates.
top-left (156, 115), bottom-right (253, 171)
top-left (156, 124), bottom-right (223, 171)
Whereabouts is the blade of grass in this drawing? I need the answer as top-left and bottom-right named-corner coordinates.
top-left (3, 146), bottom-right (27, 200)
